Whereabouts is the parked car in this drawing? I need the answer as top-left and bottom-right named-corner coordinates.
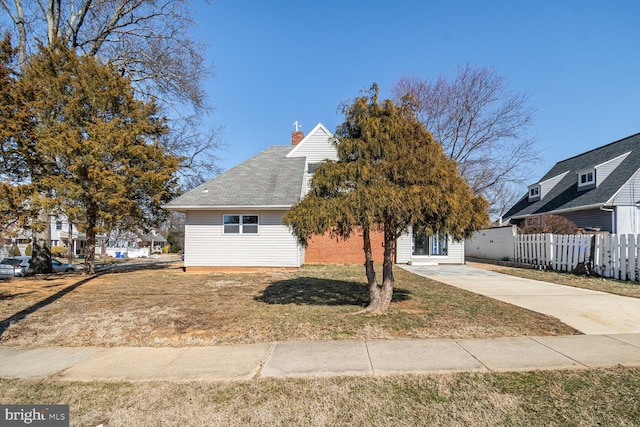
top-left (51, 258), bottom-right (77, 273)
top-left (0, 256), bottom-right (31, 278)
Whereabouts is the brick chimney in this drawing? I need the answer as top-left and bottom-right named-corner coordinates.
top-left (291, 131), bottom-right (304, 145)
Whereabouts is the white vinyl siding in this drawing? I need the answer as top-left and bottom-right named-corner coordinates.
top-left (396, 232), bottom-right (413, 264)
top-left (184, 210), bottom-right (301, 267)
top-left (287, 124), bottom-right (339, 163)
top-left (287, 124), bottom-right (338, 198)
top-left (614, 206), bottom-right (640, 234)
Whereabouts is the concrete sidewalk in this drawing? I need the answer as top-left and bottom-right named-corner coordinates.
top-left (1, 334), bottom-right (640, 382)
top-left (401, 264), bottom-right (640, 334)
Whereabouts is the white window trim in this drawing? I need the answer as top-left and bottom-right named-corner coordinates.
top-left (578, 170), bottom-right (595, 187)
top-left (222, 214), bottom-right (260, 235)
top-left (528, 184), bottom-right (540, 201)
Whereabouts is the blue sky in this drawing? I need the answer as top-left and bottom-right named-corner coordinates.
top-left (193, 1), bottom-right (639, 190)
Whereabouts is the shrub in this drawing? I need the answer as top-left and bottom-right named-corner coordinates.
top-left (519, 214), bottom-right (578, 234)
top-left (24, 244), bottom-right (32, 256)
top-left (8, 244), bottom-right (21, 256)
top-left (51, 246), bottom-right (69, 258)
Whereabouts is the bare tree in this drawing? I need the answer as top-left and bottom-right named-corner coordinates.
top-left (162, 114), bottom-right (224, 189)
top-left (392, 64), bottom-right (537, 218)
top-left (0, 0), bottom-right (220, 183)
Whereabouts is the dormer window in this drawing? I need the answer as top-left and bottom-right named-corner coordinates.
top-left (578, 169), bottom-right (595, 190)
top-left (580, 171), bottom-right (593, 185)
top-left (528, 185), bottom-right (540, 201)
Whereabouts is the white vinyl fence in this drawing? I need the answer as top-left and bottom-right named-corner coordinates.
top-left (514, 233), bottom-right (640, 281)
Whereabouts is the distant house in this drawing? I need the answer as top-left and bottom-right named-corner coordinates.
top-left (163, 123), bottom-right (465, 269)
top-left (2, 216), bottom-right (104, 257)
top-left (504, 132), bottom-right (640, 234)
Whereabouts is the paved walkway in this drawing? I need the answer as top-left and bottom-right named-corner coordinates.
top-left (1, 334), bottom-right (640, 381)
top-left (1, 264), bottom-right (640, 382)
top-left (401, 264), bottom-right (640, 334)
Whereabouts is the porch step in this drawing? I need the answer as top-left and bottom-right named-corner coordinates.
top-left (408, 260), bottom-right (439, 266)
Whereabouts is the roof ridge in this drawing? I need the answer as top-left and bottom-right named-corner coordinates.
top-left (555, 131), bottom-right (640, 166)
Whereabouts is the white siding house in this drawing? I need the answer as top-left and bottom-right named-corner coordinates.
top-left (165, 122), bottom-right (467, 268)
top-left (184, 210), bottom-right (301, 267)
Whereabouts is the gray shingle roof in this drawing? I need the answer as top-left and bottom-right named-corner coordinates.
top-left (164, 146), bottom-right (305, 209)
top-left (505, 132), bottom-right (640, 219)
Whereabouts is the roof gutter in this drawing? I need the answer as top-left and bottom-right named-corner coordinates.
top-left (510, 203), bottom-right (607, 220)
top-left (162, 205), bottom-right (293, 212)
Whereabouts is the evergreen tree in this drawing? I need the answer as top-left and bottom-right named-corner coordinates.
top-left (284, 85), bottom-right (489, 313)
top-left (2, 42), bottom-right (180, 274)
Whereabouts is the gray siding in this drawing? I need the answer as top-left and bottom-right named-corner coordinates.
top-left (561, 209), bottom-right (613, 232)
top-left (610, 169), bottom-right (640, 206)
top-left (540, 172), bottom-right (568, 199)
top-left (597, 152), bottom-right (631, 186)
top-left (184, 210), bottom-right (301, 267)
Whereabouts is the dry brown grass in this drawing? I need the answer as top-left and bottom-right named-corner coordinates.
top-left (0, 263), bottom-right (578, 347)
top-left (2, 368), bottom-right (639, 426)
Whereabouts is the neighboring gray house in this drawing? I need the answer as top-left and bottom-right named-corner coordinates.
top-left (504, 132), bottom-right (640, 234)
top-left (164, 122), bottom-right (465, 268)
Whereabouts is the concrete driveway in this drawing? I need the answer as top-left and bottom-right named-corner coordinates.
top-left (401, 264), bottom-right (640, 335)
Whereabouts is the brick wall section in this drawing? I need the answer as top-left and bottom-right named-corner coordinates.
top-left (304, 228), bottom-right (387, 264)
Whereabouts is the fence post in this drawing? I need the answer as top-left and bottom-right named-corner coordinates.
top-left (543, 233), bottom-right (550, 268)
top-left (636, 235), bottom-right (640, 282)
top-left (627, 234), bottom-right (636, 281)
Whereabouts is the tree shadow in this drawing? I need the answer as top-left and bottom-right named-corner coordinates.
top-left (255, 277), bottom-right (411, 306)
top-left (95, 261), bottom-right (177, 275)
top-left (0, 274), bottom-right (101, 340)
top-left (0, 261), bottom-right (176, 340)
top-left (0, 290), bottom-right (36, 301)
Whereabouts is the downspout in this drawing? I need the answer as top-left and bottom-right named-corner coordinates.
top-left (600, 206), bottom-right (615, 233)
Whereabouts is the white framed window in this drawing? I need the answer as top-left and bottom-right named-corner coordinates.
top-left (413, 231), bottom-right (448, 256)
top-left (578, 170), bottom-right (595, 187)
top-left (223, 214), bottom-right (259, 234)
top-left (529, 187), bottom-right (540, 197)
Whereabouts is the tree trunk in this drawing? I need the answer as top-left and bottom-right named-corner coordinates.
top-left (67, 221), bottom-right (73, 265)
top-left (362, 227), bottom-right (383, 312)
top-left (84, 209), bottom-right (97, 274)
top-left (378, 222), bottom-right (397, 311)
top-left (28, 212), bottom-right (53, 274)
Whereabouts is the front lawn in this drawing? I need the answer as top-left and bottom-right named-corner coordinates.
top-left (0, 263), bottom-right (578, 347)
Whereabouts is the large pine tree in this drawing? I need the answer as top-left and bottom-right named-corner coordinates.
top-left (1, 41), bottom-right (180, 274)
top-left (284, 85), bottom-right (489, 313)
